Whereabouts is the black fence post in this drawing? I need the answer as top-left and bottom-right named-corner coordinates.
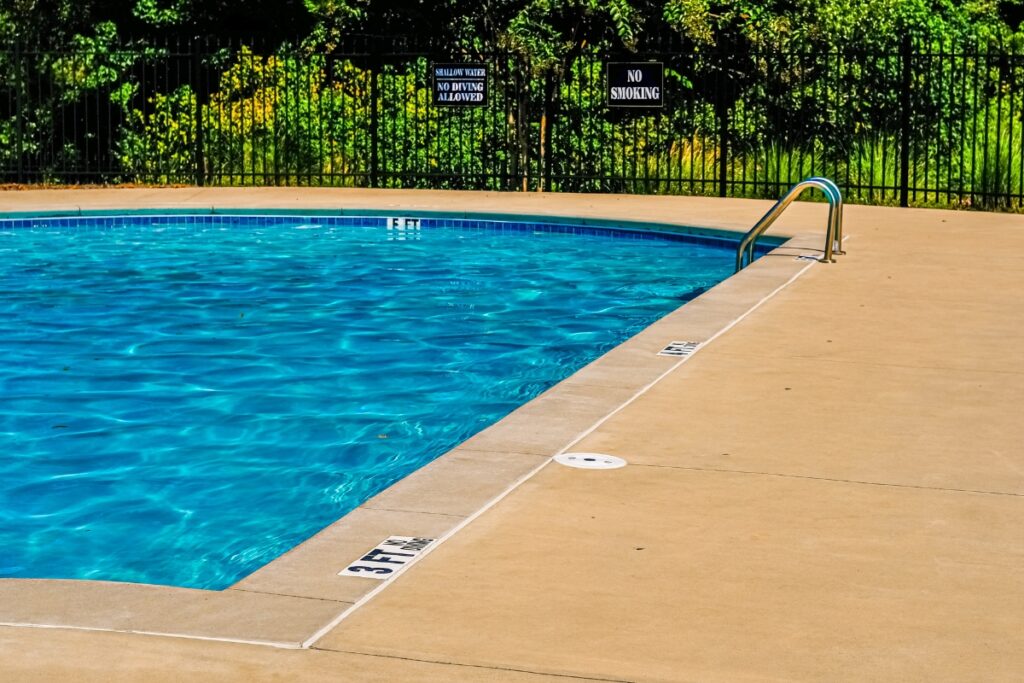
top-left (508, 63), bottom-right (519, 191)
top-left (368, 46), bottom-right (379, 189)
top-left (192, 38), bottom-right (206, 187)
top-left (517, 58), bottom-right (531, 192)
top-left (718, 102), bottom-right (729, 197)
top-left (899, 33), bottom-right (912, 207)
top-left (14, 41), bottom-right (24, 184)
top-left (715, 46), bottom-right (730, 198)
top-left (541, 72), bottom-right (554, 192)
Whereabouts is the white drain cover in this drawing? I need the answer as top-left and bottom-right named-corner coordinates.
top-left (554, 452), bottom-right (627, 470)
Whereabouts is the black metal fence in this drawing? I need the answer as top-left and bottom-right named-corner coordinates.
top-left (3, 36), bottom-right (1024, 209)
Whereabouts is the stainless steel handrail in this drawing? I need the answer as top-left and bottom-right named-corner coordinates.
top-left (735, 177), bottom-right (844, 272)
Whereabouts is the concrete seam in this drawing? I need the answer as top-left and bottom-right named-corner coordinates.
top-left (712, 350), bottom-right (1024, 376)
top-left (0, 622), bottom-right (300, 650)
top-left (357, 505), bottom-right (465, 518)
top-left (637, 463), bottom-right (1024, 498)
top-left (228, 588), bottom-right (356, 603)
top-left (310, 646), bottom-right (636, 682)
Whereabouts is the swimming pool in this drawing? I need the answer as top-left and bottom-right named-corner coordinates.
top-left (0, 213), bottom-right (750, 589)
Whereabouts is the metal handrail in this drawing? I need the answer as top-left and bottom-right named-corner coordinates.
top-left (735, 177), bottom-right (844, 272)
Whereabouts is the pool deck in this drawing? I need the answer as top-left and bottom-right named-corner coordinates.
top-left (1, 188), bottom-right (1022, 682)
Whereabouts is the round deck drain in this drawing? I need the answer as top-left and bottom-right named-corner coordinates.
top-left (554, 452), bottom-right (627, 470)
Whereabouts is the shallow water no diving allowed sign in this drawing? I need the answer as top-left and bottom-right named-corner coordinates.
top-left (432, 63), bottom-right (488, 106)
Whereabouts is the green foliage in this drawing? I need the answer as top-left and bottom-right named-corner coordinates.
top-left (50, 22), bottom-right (135, 102)
top-left (5, 0), bottom-right (1024, 208)
top-left (131, 0), bottom-right (188, 27)
top-left (663, 0), bottom-right (714, 45)
top-left (115, 85), bottom-right (197, 183)
top-left (660, 0), bottom-right (1015, 50)
top-left (302, 0), bottom-right (367, 24)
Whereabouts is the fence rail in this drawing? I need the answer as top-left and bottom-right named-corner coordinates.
top-left (3, 37), bottom-right (1024, 209)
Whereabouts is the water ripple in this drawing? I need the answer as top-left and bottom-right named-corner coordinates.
top-left (0, 219), bottom-right (734, 588)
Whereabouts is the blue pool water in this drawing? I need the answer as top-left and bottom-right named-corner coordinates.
top-left (0, 214), bottom-right (740, 589)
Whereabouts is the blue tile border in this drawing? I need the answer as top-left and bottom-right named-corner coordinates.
top-left (0, 212), bottom-right (776, 255)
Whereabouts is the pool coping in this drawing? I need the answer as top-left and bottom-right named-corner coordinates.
top-left (0, 206), bottom-right (825, 648)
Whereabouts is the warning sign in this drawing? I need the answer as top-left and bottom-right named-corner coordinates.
top-left (432, 63), bottom-right (488, 106)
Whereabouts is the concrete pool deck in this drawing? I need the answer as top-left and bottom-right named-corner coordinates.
top-left (0, 188), bottom-right (1021, 681)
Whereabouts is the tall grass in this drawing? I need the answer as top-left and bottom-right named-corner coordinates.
top-left (966, 95), bottom-right (1024, 209)
top-left (629, 122), bottom-right (1024, 211)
